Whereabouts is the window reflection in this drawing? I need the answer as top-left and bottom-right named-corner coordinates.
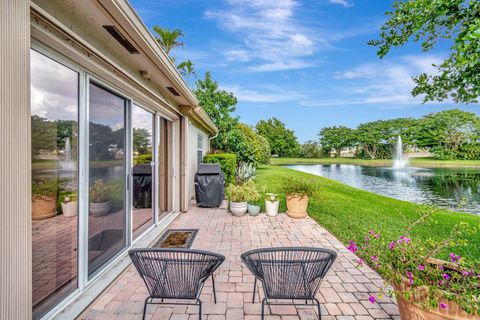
top-left (87, 82), bottom-right (127, 277)
top-left (30, 50), bottom-right (79, 319)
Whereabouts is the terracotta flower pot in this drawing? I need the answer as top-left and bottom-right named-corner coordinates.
top-left (394, 267), bottom-right (479, 320)
top-left (32, 195), bottom-right (57, 220)
top-left (286, 195), bottom-right (308, 219)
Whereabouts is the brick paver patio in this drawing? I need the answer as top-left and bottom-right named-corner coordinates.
top-left (81, 203), bottom-right (400, 320)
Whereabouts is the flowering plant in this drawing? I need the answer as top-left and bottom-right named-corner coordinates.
top-left (348, 207), bottom-right (480, 315)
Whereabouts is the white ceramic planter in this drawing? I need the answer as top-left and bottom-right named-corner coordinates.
top-left (265, 200), bottom-right (279, 217)
top-left (89, 201), bottom-right (112, 216)
top-left (61, 201), bottom-right (77, 217)
top-left (230, 201), bottom-right (248, 216)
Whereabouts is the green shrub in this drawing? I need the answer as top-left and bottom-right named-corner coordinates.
top-left (135, 153), bottom-right (152, 164)
top-left (203, 153), bottom-right (237, 184)
top-left (226, 180), bottom-right (259, 203)
top-left (32, 179), bottom-right (58, 197)
top-left (89, 179), bottom-right (111, 203)
top-left (281, 177), bottom-right (319, 197)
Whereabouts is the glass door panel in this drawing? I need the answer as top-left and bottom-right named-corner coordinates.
top-left (87, 82), bottom-right (127, 278)
top-left (132, 105), bottom-right (154, 239)
top-left (31, 50), bottom-right (79, 319)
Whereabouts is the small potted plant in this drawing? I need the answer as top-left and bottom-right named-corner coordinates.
top-left (32, 179), bottom-right (58, 220)
top-left (281, 177), bottom-right (317, 219)
top-left (265, 193), bottom-right (279, 217)
top-left (247, 185), bottom-right (261, 216)
top-left (226, 180), bottom-right (258, 217)
top-left (348, 208), bottom-right (480, 320)
top-left (61, 192), bottom-right (77, 217)
top-left (89, 179), bottom-right (111, 216)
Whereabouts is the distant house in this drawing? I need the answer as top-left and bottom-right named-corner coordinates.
top-left (1, 1), bottom-right (217, 319)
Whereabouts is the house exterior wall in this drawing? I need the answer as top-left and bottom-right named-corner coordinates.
top-left (0, 1), bottom-right (216, 319)
top-left (0, 1), bottom-right (32, 319)
top-left (187, 121), bottom-right (210, 200)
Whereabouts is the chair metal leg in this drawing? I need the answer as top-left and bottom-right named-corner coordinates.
top-left (142, 297), bottom-right (150, 320)
top-left (314, 298), bottom-right (321, 320)
top-left (212, 275), bottom-right (217, 303)
top-left (198, 298), bottom-right (202, 320)
top-left (261, 298), bottom-right (267, 320)
top-left (252, 278), bottom-right (257, 303)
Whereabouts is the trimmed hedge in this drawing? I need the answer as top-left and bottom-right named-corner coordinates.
top-left (203, 153), bottom-right (237, 185)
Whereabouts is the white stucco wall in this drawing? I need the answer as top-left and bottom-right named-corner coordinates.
top-left (187, 121), bottom-right (210, 200)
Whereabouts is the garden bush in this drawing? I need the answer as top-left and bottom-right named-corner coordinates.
top-left (135, 153), bottom-right (152, 164)
top-left (203, 153), bottom-right (237, 185)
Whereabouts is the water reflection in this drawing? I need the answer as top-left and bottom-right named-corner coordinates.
top-left (287, 164), bottom-right (480, 214)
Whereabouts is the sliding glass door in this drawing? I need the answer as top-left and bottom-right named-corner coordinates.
top-left (87, 82), bottom-right (127, 278)
top-left (31, 49), bottom-right (79, 320)
top-left (131, 105), bottom-right (154, 239)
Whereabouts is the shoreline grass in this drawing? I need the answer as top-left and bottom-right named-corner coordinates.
top-left (255, 165), bottom-right (480, 263)
top-left (271, 157), bottom-right (480, 168)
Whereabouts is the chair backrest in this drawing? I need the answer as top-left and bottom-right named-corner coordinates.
top-left (241, 247), bottom-right (337, 299)
top-left (129, 248), bottom-right (225, 299)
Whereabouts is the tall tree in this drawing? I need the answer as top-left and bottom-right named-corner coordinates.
top-left (177, 59), bottom-right (196, 86)
top-left (152, 26), bottom-right (184, 59)
top-left (416, 109), bottom-right (480, 153)
top-left (369, 0), bottom-right (480, 103)
top-left (255, 117), bottom-right (299, 157)
top-left (133, 128), bottom-right (151, 154)
top-left (318, 126), bottom-right (355, 157)
top-left (194, 72), bottom-right (239, 152)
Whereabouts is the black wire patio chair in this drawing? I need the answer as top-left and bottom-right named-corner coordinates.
top-left (129, 248), bottom-right (225, 320)
top-left (241, 247), bottom-right (337, 320)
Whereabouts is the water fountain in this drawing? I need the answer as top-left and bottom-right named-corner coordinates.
top-left (60, 137), bottom-right (76, 171)
top-left (392, 135), bottom-right (408, 169)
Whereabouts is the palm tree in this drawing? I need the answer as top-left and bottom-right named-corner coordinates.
top-left (152, 26), bottom-right (184, 59)
top-left (177, 59), bottom-right (196, 86)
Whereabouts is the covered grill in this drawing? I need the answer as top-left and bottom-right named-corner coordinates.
top-left (194, 163), bottom-right (225, 207)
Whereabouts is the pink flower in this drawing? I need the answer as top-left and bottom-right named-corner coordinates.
top-left (417, 265), bottom-right (425, 271)
top-left (357, 259), bottom-right (364, 266)
top-left (397, 235), bottom-right (411, 245)
top-left (407, 271), bottom-right (414, 285)
top-left (388, 242), bottom-right (396, 250)
top-left (347, 240), bottom-right (358, 253)
top-left (442, 273), bottom-right (450, 280)
top-left (369, 295), bottom-right (376, 304)
top-left (449, 253), bottom-right (461, 263)
top-left (440, 302), bottom-right (448, 309)
top-left (371, 255), bottom-right (379, 262)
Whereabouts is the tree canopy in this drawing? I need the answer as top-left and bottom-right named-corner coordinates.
top-left (319, 126), bottom-right (355, 157)
top-left (194, 72), bottom-right (239, 152)
top-left (369, 0), bottom-right (480, 103)
top-left (255, 117), bottom-right (299, 157)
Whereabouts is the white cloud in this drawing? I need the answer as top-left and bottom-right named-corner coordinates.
top-left (223, 49), bottom-right (251, 62)
top-left (301, 54), bottom-right (446, 107)
top-left (205, 0), bottom-right (316, 72)
top-left (221, 84), bottom-right (304, 103)
top-left (248, 60), bottom-right (313, 72)
top-left (328, 0), bottom-right (353, 7)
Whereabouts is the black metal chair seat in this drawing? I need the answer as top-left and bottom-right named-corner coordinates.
top-left (130, 248), bottom-right (225, 320)
top-left (241, 247), bottom-right (337, 319)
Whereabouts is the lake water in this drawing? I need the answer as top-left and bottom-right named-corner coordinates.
top-left (287, 164), bottom-right (480, 215)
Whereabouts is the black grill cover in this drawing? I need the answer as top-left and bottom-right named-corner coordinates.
top-left (195, 163), bottom-right (225, 207)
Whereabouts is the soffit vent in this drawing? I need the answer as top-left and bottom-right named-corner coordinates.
top-left (167, 87), bottom-right (180, 96)
top-left (103, 25), bottom-right (139, 54)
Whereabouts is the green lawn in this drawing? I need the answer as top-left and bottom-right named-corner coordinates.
top-left (255, 165), bottom-right (480, 262)
top-left (271, 157), bottom-right (480, 168)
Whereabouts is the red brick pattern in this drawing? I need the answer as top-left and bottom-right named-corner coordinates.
top-left (81, 203), bottom-right (400, 319)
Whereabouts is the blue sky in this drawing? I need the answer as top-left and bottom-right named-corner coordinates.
top-left (131, 0), bottom-right (479, 142)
